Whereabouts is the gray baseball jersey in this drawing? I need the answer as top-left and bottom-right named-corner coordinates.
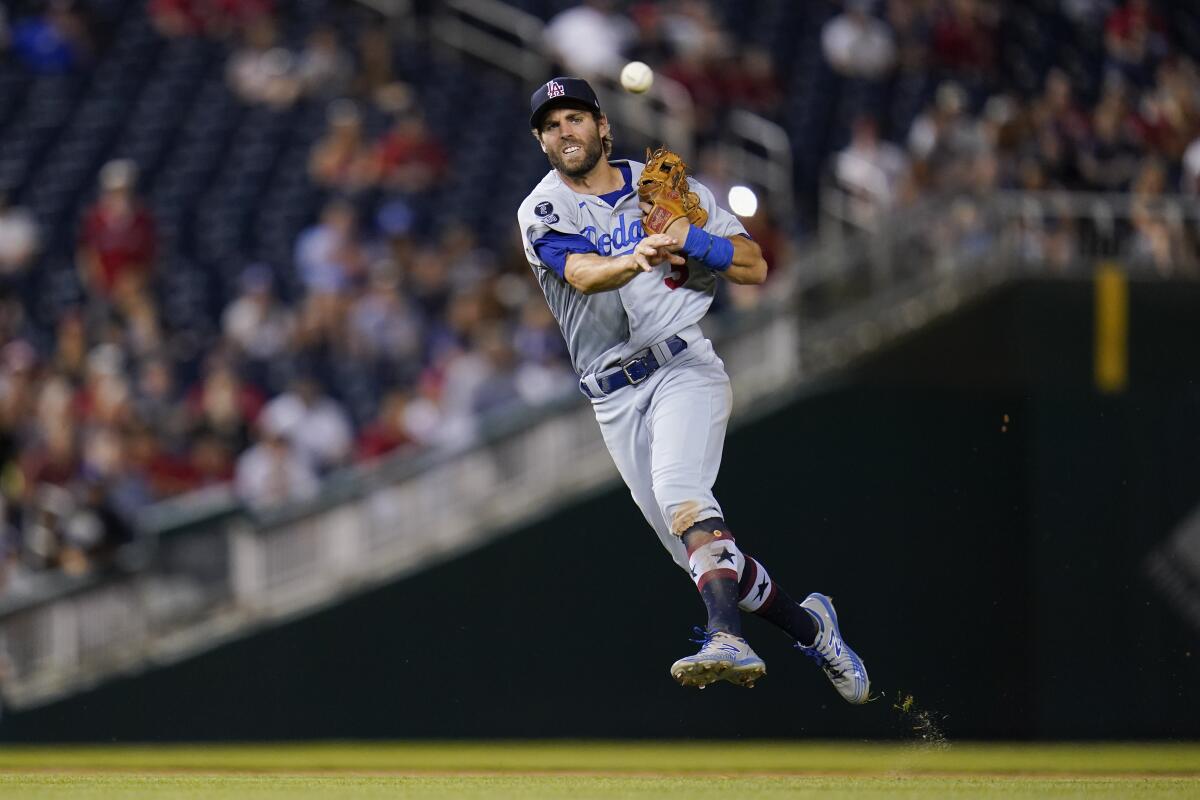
top-left (517, 159), bottom-right (750, 571)
top-left (517, 159), bottom-right (747, 376)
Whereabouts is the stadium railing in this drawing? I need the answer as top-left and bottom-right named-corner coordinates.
top-left (0, 309), bottom-right (801, 711)
top-left (2, 190), bottom-right (1195, 710)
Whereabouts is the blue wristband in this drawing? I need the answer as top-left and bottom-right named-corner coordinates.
top-left (682, 225), bottom-right (734, 272)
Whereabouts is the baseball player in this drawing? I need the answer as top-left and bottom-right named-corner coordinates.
top-left (517, 77), bottom-right (869, 701)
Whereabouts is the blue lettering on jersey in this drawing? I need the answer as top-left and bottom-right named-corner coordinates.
top-left (579, 214), bottom-right (646, 256)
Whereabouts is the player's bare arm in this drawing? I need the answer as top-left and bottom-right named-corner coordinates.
top-left (564, 234), bottom-right (685, 294)
top-left (699, 228), bottom-right (767, 286)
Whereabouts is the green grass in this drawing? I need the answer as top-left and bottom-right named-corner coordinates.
top-left (0, 742), bottom-right (1196, 799)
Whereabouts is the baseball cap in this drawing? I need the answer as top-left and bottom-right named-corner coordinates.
top-left (529, 77), bottom-right (601, 129)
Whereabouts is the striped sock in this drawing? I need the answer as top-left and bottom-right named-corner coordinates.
top-left (683, 524), bottom-right (743, 636)
top-left (738, 556), bottom-right (818, 646)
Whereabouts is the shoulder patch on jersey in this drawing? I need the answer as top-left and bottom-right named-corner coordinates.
top-left (535, 201), bottom-right (554, 217)
top-left (542, 214), bottom-right (560, 224)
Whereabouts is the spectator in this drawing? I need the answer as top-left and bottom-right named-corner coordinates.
top-left (52, 309), bottom-right (88, 382)
top-left (150, 0), bottom-right (273, 39)
top-left (834, 115), bottom-right (913, 228)
top-left (512, 297), bottom-right (574, 406)
top-left (132, 357), bottom-right (185, 442)
top-left (1104, 0), bottom-right (1167, 86)
top-left (1128, 158), bottom-right (1188, 273)
top-left (907, 81), bottom-right (989, 191)
top-left (355, 388), bottom-right (416, 463)
top-left (1029, 68), bottom-right (1090, 156)
top-left (259, 376), bottom-right (353, 471)
top-left (821, 0), bottom-right (897, 82)
top-left (1182, 134), bottom-right (1200, 194)
top-left (296, 24), bottom-right (353, 100)
top-left (122, 423), bottom-right (193, 498)
top-left (149, 0), bottom-right (212, 38)
top-left (375, 112), bottom-right (448, 195)
top-left (930, 0), bottom-right (999, 84)
top-left (11, 0), bottom-right (91, 75)
top-left (1077, 95), bottom-right (1142, 190)
top-left (1135, 58), bottom-right (1200, 162)
top-left (0, 192), bottom-right (38, 283)
top-left (294, 199), bottom-right (368, 343)
top-left (77, 160), bottom-right (157, 310)
top-left (75, 343), bottom-right (132, 429)
top-left (186, 429), bottom-right (235, 488)
top-left (234, 410), bottom-right (319, 510)
top-left (308, 100), bottom-right (377, 192)
top-left (226, 14), bottom-right (299, 109)
top-left (345, 259), bottom-right (423, 372)
top-left (221, 264), bottom-right (296, 363)
top-left (184, 358), bottom-right (264, 454)
top-left (544, 0), bottom-right (635, 78)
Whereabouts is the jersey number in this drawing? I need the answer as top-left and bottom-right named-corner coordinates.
top-left (664, 264), bottom-right (690, 290)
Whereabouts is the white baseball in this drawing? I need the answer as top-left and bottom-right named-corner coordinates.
top-left (620, 61), bottom-right (654, 94)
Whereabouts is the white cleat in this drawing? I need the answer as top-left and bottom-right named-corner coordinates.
top-left (670, 629), bottom-right (766, 689)
top-left (797, 592), bottom-right (870, 704)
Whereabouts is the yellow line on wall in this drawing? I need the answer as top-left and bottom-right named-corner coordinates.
top-left (1094, 262), bottom-right (1128, 394)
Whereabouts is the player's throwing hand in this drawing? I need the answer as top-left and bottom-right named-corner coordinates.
top-left (632, 233), bottom-right (685, 272)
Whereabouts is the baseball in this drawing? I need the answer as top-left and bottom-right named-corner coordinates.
top-left (620, 61), bottom-right (654, 94)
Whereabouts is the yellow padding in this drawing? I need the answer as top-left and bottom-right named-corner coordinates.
top-left (1094, 263), bottom-right (1128, 394)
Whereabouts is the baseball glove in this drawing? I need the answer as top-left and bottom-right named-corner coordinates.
top-left (637, 146), bottom-right (708, 235)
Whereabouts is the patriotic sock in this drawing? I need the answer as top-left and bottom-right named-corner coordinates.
top-left (737, 556), bottom-right (819, 646)
top-left (681, 520), bottom-right (743, 636)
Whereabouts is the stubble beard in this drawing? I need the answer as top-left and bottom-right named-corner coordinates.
top-left (548, 134), bottom-right (605, 179)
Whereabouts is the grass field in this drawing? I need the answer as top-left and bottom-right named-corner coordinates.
top-left (0, 742), bottom-right (1197, 798)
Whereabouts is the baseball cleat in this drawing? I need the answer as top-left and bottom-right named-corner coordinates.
top-left (797, 592), bottom-right (869, 704)
top-left (670, 628), bottom-right (766, 689)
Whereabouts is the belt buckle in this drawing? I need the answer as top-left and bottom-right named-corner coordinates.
top-left (622, 357), bottom-right (648, 385)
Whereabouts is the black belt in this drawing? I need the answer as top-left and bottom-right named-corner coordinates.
top-left (580, 335), bottom-right (688, 398)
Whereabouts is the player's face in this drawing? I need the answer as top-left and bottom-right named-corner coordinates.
top-left (537, 108), bottom-right (607, 178)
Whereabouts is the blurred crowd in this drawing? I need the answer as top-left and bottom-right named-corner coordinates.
top-left (545, 0), bottom-right (782, 140)
top-left (0, 0), bottom-right (586, 595)
top-left (823, 0), bottom-right (1200, 272)
top-left (1, 0), bottom-right (1198, 596)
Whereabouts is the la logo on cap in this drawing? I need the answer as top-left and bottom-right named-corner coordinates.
top-left (546, 80), bottom-right (565, 98)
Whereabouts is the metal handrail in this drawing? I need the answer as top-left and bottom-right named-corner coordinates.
top-left (722, 110), bottom-right (794, 221)
top-left (431, 0), bottom-right (548, 84)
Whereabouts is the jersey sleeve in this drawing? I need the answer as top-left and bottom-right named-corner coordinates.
top-left (688, 179), bottom-right (749, 240)
top-left (533, 231), bottom-right (599, 278)
top-left (518, 191), bottom-right (594, 278)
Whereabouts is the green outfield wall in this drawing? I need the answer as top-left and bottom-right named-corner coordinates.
top-left (4, 278), bottom-right (1199, 741)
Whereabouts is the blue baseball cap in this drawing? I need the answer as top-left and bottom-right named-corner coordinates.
top-left (529, 77), bottom-right (602, 129)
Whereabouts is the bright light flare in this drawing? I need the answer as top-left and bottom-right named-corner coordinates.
top-left (728, 185), bottom-right (758, 217)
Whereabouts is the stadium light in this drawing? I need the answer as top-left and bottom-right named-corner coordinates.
top-left (728, 185), bottom-right (758, 217)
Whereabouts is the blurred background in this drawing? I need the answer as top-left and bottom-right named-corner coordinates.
top-left (0, 0), bottom-right (1197, 742)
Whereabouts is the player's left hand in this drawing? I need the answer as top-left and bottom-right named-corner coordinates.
top-left (639, 201), bottom-right (690, 249)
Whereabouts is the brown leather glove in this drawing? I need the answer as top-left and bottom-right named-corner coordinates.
top-left (637, 146), bottom-right (708, 235)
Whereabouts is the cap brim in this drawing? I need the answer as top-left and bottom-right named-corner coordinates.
top-left (530, 98), bottom-right (598, 130)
